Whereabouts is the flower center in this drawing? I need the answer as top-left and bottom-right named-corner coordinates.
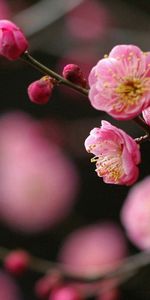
top-left (115, 77), bottom-right (145, 111)
top-left (91, 153), bottom-right (123, 183)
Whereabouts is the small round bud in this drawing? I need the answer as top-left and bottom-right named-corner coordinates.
top-left (0, 19), bottom-right (28, 60)
top-left (27, 76), bottom-right (54, 105)
top-left (62, 64), bottom-right (87, 88)
top-left (4, 249), bottom-right (30, 276)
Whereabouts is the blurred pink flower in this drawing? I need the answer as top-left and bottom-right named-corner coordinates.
top-left (58, 223), bottom-right (127, 277)
top-left (0, 19), bottom-right (28, 60)
top-left (88, 45), bottom-right (150, 120)
top-left (0, 271), bottom-right (22, 300)
top-left (0, 0), bottom-right (11, 19)
top-left (65, 0), bottom-right (110, 41)
top-left (97, 287), bottom-right (120, 300)
top-left (121, 176), bottom-right (150, 250)
top-left (28, 76), bottom-right (54, 105)
top-left (0, 112), bottom-right (79, 233)
top-left (85, 121), bottom-right (140, 185)
top-left (142, 106), bottom-right (150, 125)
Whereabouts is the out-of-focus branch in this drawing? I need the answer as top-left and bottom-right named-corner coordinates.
top-left (0, 246), bottom-right (150, 284)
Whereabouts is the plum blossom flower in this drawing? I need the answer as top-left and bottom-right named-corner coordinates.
top-left (0, 271), bottom-right (22, 300)
top-left (0, 112), bottom-right (79, 233)
top-left (142, 106), bottom-right (150, 125)
top-left (0, 19), bottom-right (28, 60)
top-left (58, 223), bottom-right (127, 277)
top-left (58, 223), bottom-right (127, 299)
top-left (121, 177), bottom-right (150, 250)
top-left (88, 45), bottom-right (150, 120)
top-left (85, 121), bottom-right (140, 185)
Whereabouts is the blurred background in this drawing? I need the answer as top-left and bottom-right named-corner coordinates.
top-left (0, 0), bottom-right (150, 299)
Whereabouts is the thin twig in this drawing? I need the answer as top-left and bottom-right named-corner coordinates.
top-left (0, 246), bottom-right (150, 284)
top-left (135, 134), bottom-right (150, 144)
top-left (134, 116), bottom-right (150, 135)
top-left (21, 51), bottom-right (89, 96)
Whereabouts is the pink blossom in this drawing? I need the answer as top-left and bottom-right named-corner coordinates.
top-left (0, 0), bottom-right (11, 19)
top-left (58, 223), bottom-right (126, 298)
top-left (65, 0), bottom-right (110, 41)
top-left (0, 19), bottom-right (28, 60)
top-left (85, 121), bottom-right (140, 185)
top-left (88, 45), bottom-right (150, 120)
top-left (121, 176), bottom-right (150, 250)
top-left (0, 271), bottom-right (22, 300)
top-left (28, 76), bottom-right (54, 105)
top-left (58, 223), bottom-right (127, 277)
top-left (97, 287), bottom-right (120, 300)
top-left (142, 106), bottom-right (150, 125)
top-left (0, 112), bottom-right (79, 233)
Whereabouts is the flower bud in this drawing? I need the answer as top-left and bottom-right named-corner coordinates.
top-left (62, 64), bottom-right (87, 88)
top-left (0, 19), bottom-right (28, 60)
top-left (4, 249), bottom-right (30, 276)
top-left (27, 76), bottom-right (54, 105)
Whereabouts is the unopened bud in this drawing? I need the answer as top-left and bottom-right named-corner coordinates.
top-left (27, 76), bottom-right (54, 105)
top-left (0, 19), bottom-right (28, 60)
top-left (62, 64), bottom-right (87, 88)
top-left (4, 249), bottom-right (30, 276)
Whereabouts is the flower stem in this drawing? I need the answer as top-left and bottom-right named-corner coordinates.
top-left (134, 116), bottom-right (150, 135)
top-left (0, 246), bottom-right (150, 284)
top-left (135, 134), bottom-right (150, 144)
top-left (21, 51), bottom-right (89, 96)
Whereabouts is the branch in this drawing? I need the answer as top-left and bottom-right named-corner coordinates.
top-left (20, 52), bottom-right (150, 142)
top-left (21, 52), bottom-right (89, 97)
top-left (0, 246), bottom-right (150, 284)
top-left (134, 116), bottom-right (150, 136)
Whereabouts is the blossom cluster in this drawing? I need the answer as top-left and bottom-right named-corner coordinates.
top-left (1, 19), bottom-right (150, 186)
top-left (0, 14), bottom-right (150, 300)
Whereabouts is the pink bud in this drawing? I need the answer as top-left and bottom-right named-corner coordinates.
top-left (28, 76), bottom-right (54, 105)
top-left (62, 64), bottom-right (87, 88)
top-left (0, 19), bottom-right (28, 60)
top-left (49, 286), bottom-right (80, 300)
top-left (4, 250), bottom-right (30, 276)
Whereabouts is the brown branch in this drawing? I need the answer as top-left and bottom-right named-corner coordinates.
top-left (21, 51), bottom-right (89, 97)
top-left (0, 246), bottom-right (150, 284)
